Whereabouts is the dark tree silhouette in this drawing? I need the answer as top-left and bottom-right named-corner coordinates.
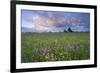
top-left (68, 27), bottom-right (73, 32)
top-left (63, 28), bottom-right (73, 33)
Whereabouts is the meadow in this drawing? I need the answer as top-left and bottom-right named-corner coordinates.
top-left (21, 32), bottom-right (90, 63)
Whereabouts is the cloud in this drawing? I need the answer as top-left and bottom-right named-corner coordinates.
top-left (31, 13), bottom-right (87, 32)
top-left (32, 15), bottom-right (67, 32)
top-left (72, 25), bottom-right (89, 32)
top-left (32, 15), bottom-right (54, 27)
top-left (21, 10), bottom-right (90, 32)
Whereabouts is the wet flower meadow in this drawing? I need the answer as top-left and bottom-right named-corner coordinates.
top-left (21, 32), bottom-right (90, 63)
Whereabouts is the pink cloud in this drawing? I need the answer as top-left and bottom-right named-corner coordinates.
top-left (32, 15), bottom-right (66, 27)
top-left (32, 15), bottom-right (82, 31)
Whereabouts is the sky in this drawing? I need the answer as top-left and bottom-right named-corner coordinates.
top-left (21, 10), bottom-right (90, 32)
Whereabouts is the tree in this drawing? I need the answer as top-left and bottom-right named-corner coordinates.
top-left (63, 28), bottom-right (73, 33)
top-left (68, 27), bottom-right (73, 32)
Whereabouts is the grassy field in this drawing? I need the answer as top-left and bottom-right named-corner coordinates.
top-left (21, 32), bottom-right (90, 63)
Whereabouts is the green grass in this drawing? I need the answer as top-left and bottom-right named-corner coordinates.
top-left (21, 32), bottom-right (90, 63)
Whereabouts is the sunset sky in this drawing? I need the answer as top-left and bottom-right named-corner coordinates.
top-left (21, 10), bottom-right (90, 32)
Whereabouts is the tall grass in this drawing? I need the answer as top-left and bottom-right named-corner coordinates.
top-left (21, 32), bottom-right (90, 63)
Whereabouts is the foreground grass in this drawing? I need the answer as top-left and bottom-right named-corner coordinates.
top-left (21, 32), bottom-right (90, 63)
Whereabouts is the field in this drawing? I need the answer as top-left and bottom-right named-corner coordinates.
top-left (21, 32), bottom-right (90, 63)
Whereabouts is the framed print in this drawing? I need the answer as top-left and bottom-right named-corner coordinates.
top-left (10, 0), bottom-right (97, 72)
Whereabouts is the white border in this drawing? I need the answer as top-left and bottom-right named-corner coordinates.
top-left (16, 4), bottom-right (94, 69)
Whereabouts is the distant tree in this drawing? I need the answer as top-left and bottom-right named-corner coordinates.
top-left (64, 29), bottom-right (67, 32)
top-left (68, 27), bottom-right (73, 32)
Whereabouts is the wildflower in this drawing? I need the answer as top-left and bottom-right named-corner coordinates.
top-left (38, 48), bottom-right (51, 56)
